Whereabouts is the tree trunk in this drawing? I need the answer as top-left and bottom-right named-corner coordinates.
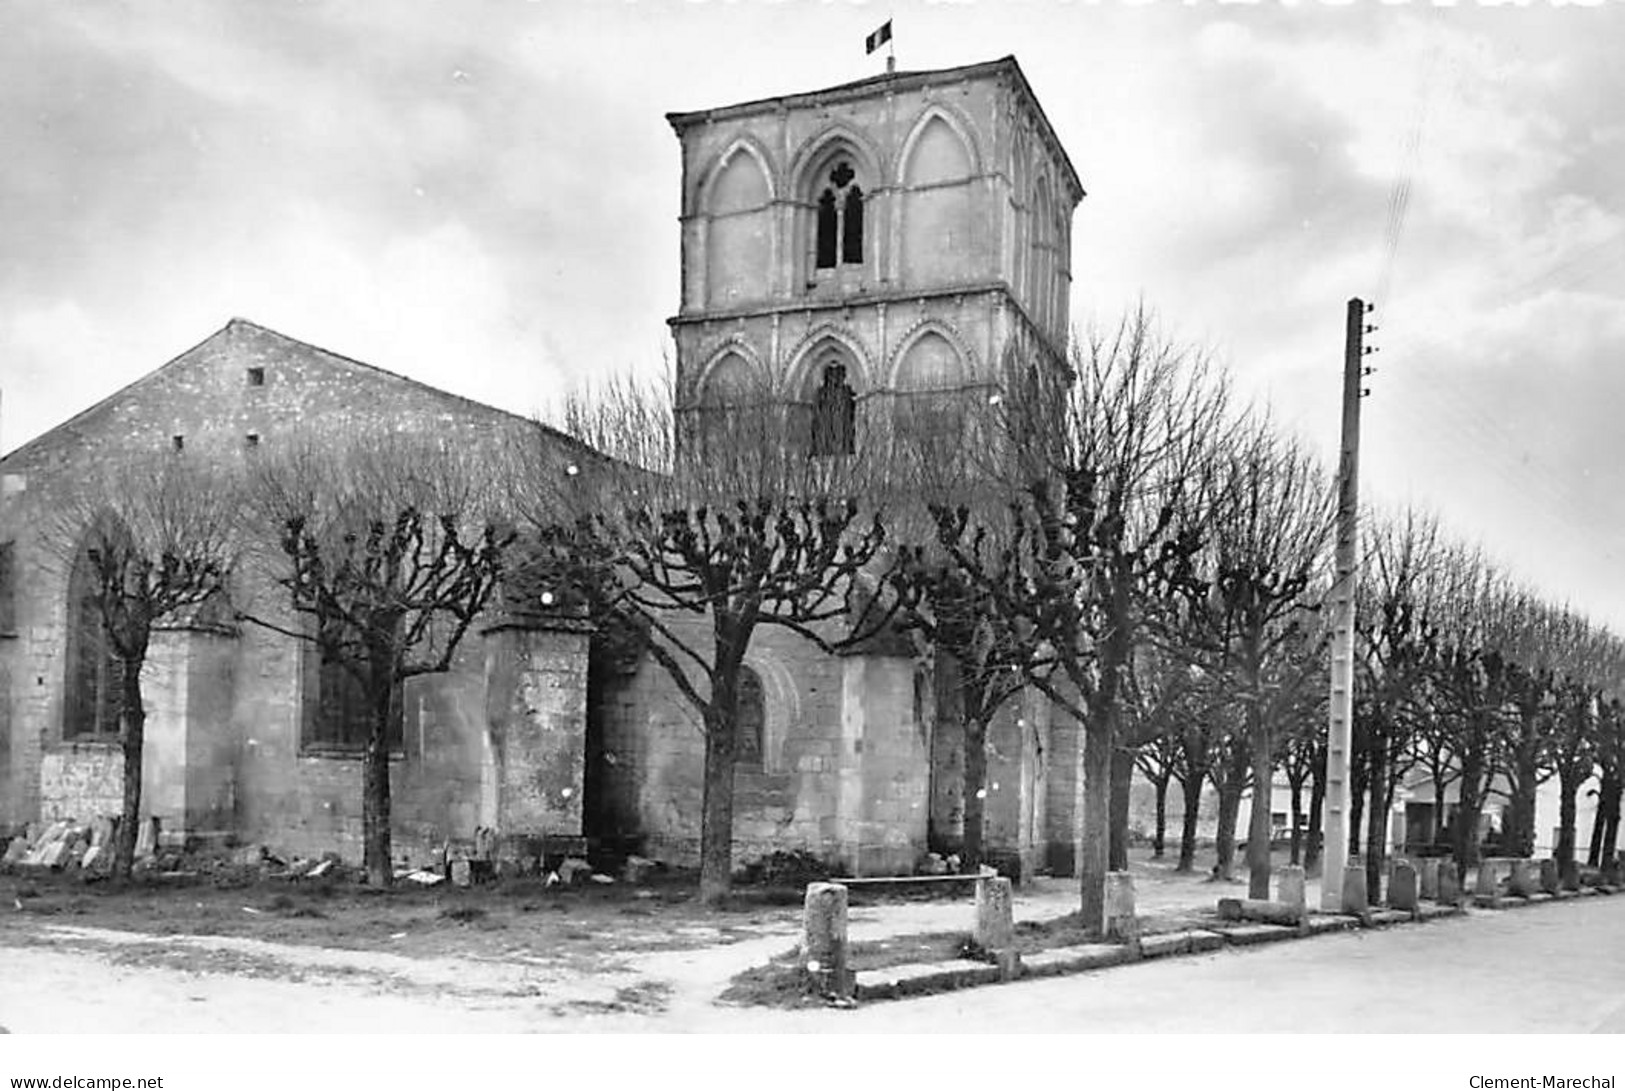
top-left (1287, 774), bottom-right (1306, 866)
top-left (960, 719), bottom-right (989, 871)
top-left (1245, 714), bottom-right (1273, 900)
top-left (1212, 745), bottom-right (1248, 882)
top-left (1556, 766), bottom-right (1581, 874)
top-left (698, 700), bottom-right (740, 905)
top-left (363, 678), bottom-right (396, 889)
top-left (1152, 775), bottom-right (1169, 859)
top-left (1590, 768), bottom-right (1621, 866)
top-left (1214, 780), bottom-right (1242, 882)
top-left (113, 657), bottom-right (146, 880)
top-left (1454, 739), bottom-right (1487, 873)
top-left (1109, 746), bottom-right (1134, 871)
top-left (1349, 748), bottom-right (1367, 862)
top-left (1176, 772), bottom-right (1202, 873)
top-left (1079, 715), bottom-right (1114, 936)
top-left (1505, 748), bottom-right (1539, 858)
top-left (1434, 774), bottom-right (1449, 851)
top-left (1365, 747), bottom-right (1388, 905)
top-left (1305, 764), bottom-right (1325, 877)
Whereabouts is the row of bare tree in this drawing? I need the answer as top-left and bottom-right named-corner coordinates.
top-left (52, 310), bottom-right (1625, 933)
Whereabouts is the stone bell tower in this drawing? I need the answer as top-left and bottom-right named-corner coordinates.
top-left (666, 55), bottom-right (1083, 451)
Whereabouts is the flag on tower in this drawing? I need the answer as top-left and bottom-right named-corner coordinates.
top-left (865, 20), bottom-right (892, 55)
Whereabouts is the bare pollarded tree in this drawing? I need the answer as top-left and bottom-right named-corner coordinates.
top-left (242, 432), bottom-right (510, 887)
top-left (1005, 310), bottom-right (1234, 933)
top-left (46, 454), bottom-right (240, 878)
top-left (1350, 506), bottom-right (1445, 894)
top-left (509, 368), bottom-right (905, 905)
top-left (1170, 421), bottom-right (1334, 898)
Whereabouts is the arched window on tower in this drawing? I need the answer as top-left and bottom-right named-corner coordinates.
top-left (814, 161), bottom-right (864, 272)
top-left (810, 363), bottom-right (856, 457)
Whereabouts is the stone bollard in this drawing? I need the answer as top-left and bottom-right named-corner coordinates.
top-left (1277, 865), bottom-right (1307, 923)
top-left (1341, 864), bottom-right (1369, 915)
top-left (976, 876), bottom-right (1019, 978)
top-left (1104, 871), bottom-right (1138, 942)
top-left (975, 876), bottom-right (1015, 950)
top-left (1603, 855), bottom-right (1623, 887)
top-left (1539, 858), bottom-right (1560, 895)
top-left (1419, 858), bottom-right (1440, 901)
top-left (1559, 857), bottom-right (1581, 892)
top-left (1437, 859), bottom-right (1461, 904)
top-left (1476, 859), bottom-right (1501, 905)
top-left (1510, 858), bottom-right (1537, 898)
top-left (1389, 860), bottom-right (1419, 913)
top-left (803, 882), bottom-right (853, 999)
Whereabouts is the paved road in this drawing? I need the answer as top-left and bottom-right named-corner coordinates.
top-left (2, 895), bottom-right (1623, 1034)
top-left (713, 895), bottom-right (1625, 1034)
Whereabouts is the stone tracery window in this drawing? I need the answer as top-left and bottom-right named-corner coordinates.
top-left (814, 161), bottom-right (864, 270)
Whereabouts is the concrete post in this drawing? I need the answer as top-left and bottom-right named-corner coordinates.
top-left (1389, 860), bottom-right (1419, 913)
top-left (1539, 858), bottom-right (1560, 895)
top-left (1277, 865), bottom-right (1307, 922)
top-left (1105, 870), bottom-right (1138, 941)
top-left (1476, 859), bottom-right (1501, 905)
top-left (802, 882), bottom-right (852, 998)
top-left (1509, 858), bottom-right (1537, 898)
top-left (975, 876), bottom-right (1015, 951)
top-left (1559, 857), bottom-right (1581, 892)
top-left (1419, 858), bottom-right (1440, 901)
top-left (1341, 863), bottom-right (1368, 915)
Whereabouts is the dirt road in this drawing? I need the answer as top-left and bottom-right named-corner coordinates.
top-left (4, 890), bottom-right (1623, 1033)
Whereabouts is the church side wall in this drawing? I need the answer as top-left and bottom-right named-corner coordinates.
top-left (0, 321), bottom-right (591, 859)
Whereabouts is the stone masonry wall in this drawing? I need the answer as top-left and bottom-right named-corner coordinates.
top-left (0, 320), bottom-right (595, 859)
top-left (593, 615), bottom-right (930, 873)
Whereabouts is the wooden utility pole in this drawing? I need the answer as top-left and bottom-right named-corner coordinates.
top-left (1321, 297), bottom-right (1371, 911)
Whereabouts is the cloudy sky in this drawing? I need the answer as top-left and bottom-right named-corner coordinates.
top-left (3, 0), bottom-right (1624, 626)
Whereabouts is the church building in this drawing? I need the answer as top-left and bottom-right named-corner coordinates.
top-left (0, 56), bottom-right (1085, 879)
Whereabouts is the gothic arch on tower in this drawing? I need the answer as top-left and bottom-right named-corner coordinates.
top-left (683, 339), bottom-right (773, 460)
top-left (896, 105), bottom-right (982, 288)
top-left (697, 135), bottom-right (780, 209)
top-left (888, 321), bottom-right (978, 445)
top-left (698, 136), bottom-right (778, 310)
top-left (784, 326), bottom-right (872, 457)
top-left (789, 125), bottom-right (884, 290)
top-left (896, 103), bottom-right (983, 185)
top-left (693, 337), bottom-right (768, 404)
top-left (887, 319), bottom-right (977, 390)
top-left (1029, 172), bottom-right (1057, 335)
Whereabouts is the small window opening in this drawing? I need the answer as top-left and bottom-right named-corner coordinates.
top-left (246, 367), bottom-right (265, 386)
top-left (245, 433), bottom-right (261, 449)
top-left (810, 364), bottom-right (856, 457)
top-left (842, 186), bottom-right (864, 264)
top-left (816, 190), bottom-right (839, 269)
top-left (171, 435), bottom-right (185, 453)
